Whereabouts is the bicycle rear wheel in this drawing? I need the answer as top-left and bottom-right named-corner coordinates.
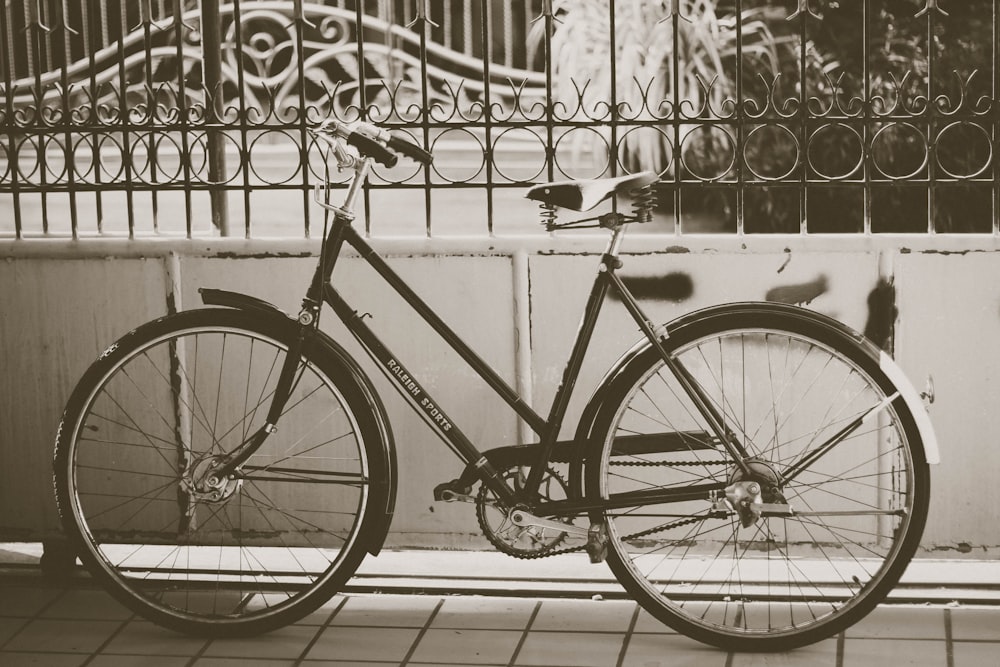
top-left (588, 305), bottom-right (929, 651)
top-left (54, 308), bottom-right (386, 636)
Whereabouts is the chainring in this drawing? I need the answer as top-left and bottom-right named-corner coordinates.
top-left (475, 466), bottom-right (572, 558)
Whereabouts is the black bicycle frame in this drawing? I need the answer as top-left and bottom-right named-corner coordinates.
top-left (297, 209), bottom-right (743, 513)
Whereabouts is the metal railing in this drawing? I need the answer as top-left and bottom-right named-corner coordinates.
top-left (0, 0), bottom-right (997, 238)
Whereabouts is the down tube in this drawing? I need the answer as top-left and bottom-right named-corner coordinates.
top-left (323, 284), bottom-right (517, 505)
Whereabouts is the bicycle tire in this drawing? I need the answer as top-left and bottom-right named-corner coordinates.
top-left (54, 308), bottom-right (387, 636)
top-left (586, 304), bottom-right (930, 651)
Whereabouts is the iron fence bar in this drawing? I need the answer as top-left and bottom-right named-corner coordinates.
top-left (354, 0), bottom-right (371, 235)
top-left (85, 0), bottom-right (104, 234)
top-left (413, 0), bottom-right (433, 237)
top-left (926, 4), bottom-right (936, 234)
top-left (671, 6), bottom-right (681, 235)
top-left (734, 0), bottom-right (744, 236)
top-left (480, 0), bottom-right (494, 235)
top-left (169, 0), bottom-right (193, 238)
top-left (863, 0), bottom-right (872, 235)
top-left (293, 0), bottom-right (311, 237)
top-left (231, 0), bottom-right (252, 238)
top-left (138, 2), bottom-right (160, 234)
top-left (26, 2), bottom-right (49, 235)
top-left (55, 0), bottom-right (78, 238)
top-left (608, 0), bottom-right (617, 182)
top-left (541, 1), bottom-right (554, 185)
top-left (797, 5), bottom-right (808, 235)
top-left (1, 4), bottom-right (22, 239)
top-left (993, 1), bottom-right (1000, 235)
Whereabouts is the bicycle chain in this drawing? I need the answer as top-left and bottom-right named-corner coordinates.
top-left (501, 514), bottom-right (710, 560)
top-left (485, 458), bottom-right (729, 560)
top-left (609, 459), bottom-right (729, 467)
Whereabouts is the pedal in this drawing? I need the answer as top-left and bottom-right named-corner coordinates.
top-left (433, 479), bottom-right (473, 502)
top-left (586, 522), bottom-right (608, 563)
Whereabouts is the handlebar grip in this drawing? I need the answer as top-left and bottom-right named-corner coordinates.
top-left (387, 134), bottom-right (433, 165)
top-left (346, 131), bottom-right (398, 168)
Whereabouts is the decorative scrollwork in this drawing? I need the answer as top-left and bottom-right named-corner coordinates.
top-left (0, 0), bottom-right (996, 237)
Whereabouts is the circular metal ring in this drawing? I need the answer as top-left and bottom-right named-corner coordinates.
top-left (248, 129), bottom-right (301, 185)
top-left (492, 127), bottom-right (547, 183)
top-left (935, 121), bottom-right (993, 180)
top-left (430, 128), bottom-right (486, 184)
top-left (554, 127), bottom-right (611, 180)
top-left (130, 132), bottom-right (184, 186)
top-left (617, 126), bottom-right (673, 177)
top-left (743, 124), bottom-right (800, 182)
top-left (680, 125), bottom-right (737, 182)
top-left (807, 123), bottom-right (865, 181)
top-left (870, 122), bottom-right (928, 181)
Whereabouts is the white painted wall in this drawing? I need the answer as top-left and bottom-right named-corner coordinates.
top-left (1, 236), bottom-right (997, 556)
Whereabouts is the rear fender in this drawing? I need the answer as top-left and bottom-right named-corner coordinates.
top-left (574, 301), bottom-right (939, 466)
top-left (199, 288), bottom-right (398, 554)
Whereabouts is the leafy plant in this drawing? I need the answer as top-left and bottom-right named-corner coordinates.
top-left (532, 0), bottom-right (795, 177)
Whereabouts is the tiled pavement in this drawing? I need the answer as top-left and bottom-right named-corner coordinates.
top-left (2, 578), bottom-right (999, 666)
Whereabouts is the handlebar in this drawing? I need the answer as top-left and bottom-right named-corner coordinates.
top-left (310, 120), bottom-right (433, 168)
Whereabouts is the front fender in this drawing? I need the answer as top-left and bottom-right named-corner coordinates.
top-left (199, 288), bottom-right (398, 554)
top-left (573, 301), bottom-right (939, 466)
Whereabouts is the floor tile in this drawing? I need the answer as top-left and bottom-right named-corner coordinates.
top-left (632, 609), bottom-right (678, 634)
top-left (3, 618), bottom-right (121, 653)
top-left (89, 656), bottom-right (191, 667)
top-left (194, 659), bottom-right (296, 667)
top-left (950, 607), bottom-right (1000, 640)
top-left (294, 594), bottom-right (346, 626)
top-left (514, 630), bottom-right (625, 666)
top-left (431, 596), bottom-right (537, 630)
top-left (0, 586), bottom-right (62, 617)
top-left (100, 620), bottom-right (210, 656)
top-left (40, 588), bottom-right (132, 620)
top-left (620, 632), bottom-right (728, 667)
top-left (843, 638), bottom-right (947, 665)
top-left (305, 625), bottom-right (420, 662)
top-left (529, 598), bottom-right (636, 632)
top-left (330, 593), bottom-right (438, 627)
top-left (952, 641), bottom-right (1000, 667)
top-left (846, 606), bottom-right (946, 639)
top-left (202, 624), bottom-right (318, 659)
top-left (408, 628), bottom-right (522, 665)
top-left (0, 651), bottom-right (88, 666)
top-left (0, 616), bottom-right (30, 646)
top-left (729, 637), bottom-right (839, 666)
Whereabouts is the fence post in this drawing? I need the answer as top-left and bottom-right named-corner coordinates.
top-left (200, 0), bottom-right (230, 235)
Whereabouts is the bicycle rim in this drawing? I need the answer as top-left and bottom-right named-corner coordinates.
top-left (60, 317), bottom-right (371, 633)
top-left (596, 323), bottom-right (926, 649)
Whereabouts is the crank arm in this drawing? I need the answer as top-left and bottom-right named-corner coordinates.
top-left (438, 489), bottom-right (476, 503)
top-left (510, 509), bottom-right (588, 537)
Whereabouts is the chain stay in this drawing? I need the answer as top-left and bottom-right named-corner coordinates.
top-left (502, 514), bottom-right (717, 560)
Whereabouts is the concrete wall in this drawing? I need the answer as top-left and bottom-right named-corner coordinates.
top-left (2, 236), bottom-right (998, 556)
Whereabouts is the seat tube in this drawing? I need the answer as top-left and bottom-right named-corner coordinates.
top-left (523, 227), bottom-right (625, 496)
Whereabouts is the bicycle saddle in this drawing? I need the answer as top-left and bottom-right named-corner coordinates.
top-left (525, 171), bottom-right (658, 212)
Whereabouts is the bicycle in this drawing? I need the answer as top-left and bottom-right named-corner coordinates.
top-left (53, 120), bottom-right (938, 651)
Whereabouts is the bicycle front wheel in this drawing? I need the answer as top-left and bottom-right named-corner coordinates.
top-left (588, 305), bottom-right (929, 651)
top-left (54, 308), bottom-right (386, 636)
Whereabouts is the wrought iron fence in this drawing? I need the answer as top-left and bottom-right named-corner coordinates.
top-left (0, 0), bottom-right (997, 238)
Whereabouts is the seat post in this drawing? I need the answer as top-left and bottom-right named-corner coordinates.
top-left (604, 221), bottom-right (627, 263)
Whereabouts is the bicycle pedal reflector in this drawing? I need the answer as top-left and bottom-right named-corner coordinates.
top-left (586, 522), bottom-right (609, 564)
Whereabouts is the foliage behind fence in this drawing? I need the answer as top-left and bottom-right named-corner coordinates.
top-left (0, 0), bottom-right (997, 238)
